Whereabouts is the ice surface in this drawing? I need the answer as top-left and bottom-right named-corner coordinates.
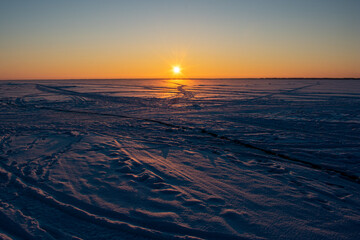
top-left (0, 79), bottom-right (360, 239)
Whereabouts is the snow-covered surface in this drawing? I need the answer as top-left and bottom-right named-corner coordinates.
top-left (0, 79), bottom-right (359, 239)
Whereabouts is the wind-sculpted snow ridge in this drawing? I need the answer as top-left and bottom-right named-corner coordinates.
top-left (1, 79), bottom-right (360, 239)
top-left (12, 83), bottom-right (360, 183)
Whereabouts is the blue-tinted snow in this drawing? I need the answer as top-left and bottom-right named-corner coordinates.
top-left (0, 79), bottom-right (359, 239)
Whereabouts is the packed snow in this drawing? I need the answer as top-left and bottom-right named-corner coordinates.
top-left (0, 79), bottom-right (359, 239)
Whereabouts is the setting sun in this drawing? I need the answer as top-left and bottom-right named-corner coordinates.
top-left (173, 66), bottom-right (181, 74)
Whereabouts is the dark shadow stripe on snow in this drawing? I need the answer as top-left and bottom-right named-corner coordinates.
top-left (35, 106), bottom-right (360, 185)
top-left (2, 98), bottom-right (359, 184)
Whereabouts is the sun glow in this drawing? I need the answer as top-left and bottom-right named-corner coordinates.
top-left (172, 66), bottom-right (181, 74)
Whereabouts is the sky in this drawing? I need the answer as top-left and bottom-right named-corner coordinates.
top-left (0, 0), bottom-right (359, 79)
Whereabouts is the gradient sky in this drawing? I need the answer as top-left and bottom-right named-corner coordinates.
top-left (0, 0), bottom-right (359, 79)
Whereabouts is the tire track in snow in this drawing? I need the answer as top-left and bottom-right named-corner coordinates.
top-left (3, 90), bottom-right (360, 184)
top-left (250, 83), bottom-right (317, 101)
top-left (0, 159), bottom-right (248, 239)
top-left (28, 104), bottom-right (360, 185)
top-left (35, 84), bottom-right (147, 106)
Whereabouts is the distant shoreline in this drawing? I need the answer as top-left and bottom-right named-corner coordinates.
top-left (1, 77), bottom-right (359, 81)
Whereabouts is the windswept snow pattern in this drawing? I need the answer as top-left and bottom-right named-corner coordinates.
top-left (0, 79), bottom-right (360, 239)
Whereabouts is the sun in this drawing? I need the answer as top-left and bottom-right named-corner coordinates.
top-left (172, 66), bottom-right (181, 74)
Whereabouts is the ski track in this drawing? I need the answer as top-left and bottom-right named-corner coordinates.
top-left (1, 80), bottom-right (360, 239)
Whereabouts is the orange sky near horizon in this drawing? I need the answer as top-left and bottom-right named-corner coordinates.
top-left (0, 1), bottom-right (359, 80)
top-left (2, 44), bottom-right (359, 79)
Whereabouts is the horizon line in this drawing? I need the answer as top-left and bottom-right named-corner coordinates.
top-left (1, 77), bottom-right (360, 81)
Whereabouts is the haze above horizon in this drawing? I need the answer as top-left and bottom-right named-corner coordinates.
top-left (1, 0), bottom-right (359, 80)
